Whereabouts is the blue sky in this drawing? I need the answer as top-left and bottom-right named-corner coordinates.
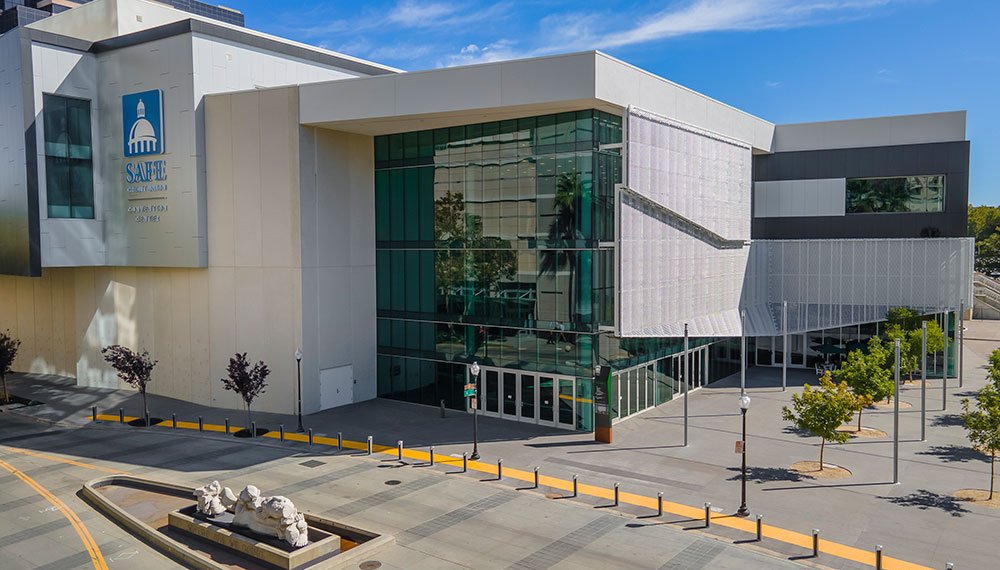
top-left (222, 0), bottom-right (999, 205)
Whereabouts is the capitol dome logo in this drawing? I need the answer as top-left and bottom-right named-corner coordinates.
top-left (123, 89), bottom-right (163, 157)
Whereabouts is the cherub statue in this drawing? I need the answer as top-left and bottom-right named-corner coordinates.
top-left (229, 485), bottom-right (309, 547)
top-left (193, 480), bottom-right (236, 516)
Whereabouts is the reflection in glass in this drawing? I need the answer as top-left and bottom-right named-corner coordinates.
top-left (539, 376), bottom-right (554, 421)
top-left (846, 175), bottom-right (945, 213)
top-left (521, 374), bottom-right (535, 419)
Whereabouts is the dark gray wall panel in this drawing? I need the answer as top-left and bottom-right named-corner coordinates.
top-left (752, 141), bottom-right (969, 239)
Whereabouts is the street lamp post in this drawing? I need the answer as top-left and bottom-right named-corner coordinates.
top-left (470, 361), bottom-right (481, 460)
top-left (294, 348), bottom-right (304, 433)
top-left (737, 394), bottom-right (751, 517)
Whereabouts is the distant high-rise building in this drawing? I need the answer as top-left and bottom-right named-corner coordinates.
top-left (1, 0), bottom-right (243, 34)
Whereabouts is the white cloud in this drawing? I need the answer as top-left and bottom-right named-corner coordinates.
top-left (436, 0), bottom-right (900, 68)
top-left (386, 1), bottom-right (459, 26)
top-left (439, 39), bottom-right (524, 67)
top-left (766, 80), bottom-right (782, 88)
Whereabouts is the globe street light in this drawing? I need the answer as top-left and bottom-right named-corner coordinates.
top-left (294, 348), bottom-right (304, 433)
top-left (470, 361), bottom-right (481, 460)
top-left (737, 394), bottom-right (751, 517)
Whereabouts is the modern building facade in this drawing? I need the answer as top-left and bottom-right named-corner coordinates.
top-left (0, 0), bottom-right (972, 431)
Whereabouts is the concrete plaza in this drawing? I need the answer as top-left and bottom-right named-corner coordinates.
top-left (4, 321), bottom-right (1000, 569)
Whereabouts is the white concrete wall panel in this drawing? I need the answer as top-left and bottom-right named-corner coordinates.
top-left (773, 111), bottom-right (966, 152)
top-left (298, 126), bottom-right (376, 410)
top-left (0, 30), bottom-right (33, 276)
top-left (300, 52), bottom-right (775, 151)
top-left (753, 178), bottom-right (846, 218)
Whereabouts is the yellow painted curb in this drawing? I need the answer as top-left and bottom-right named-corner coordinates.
top-left (84, 414), bottom-right (933, 570)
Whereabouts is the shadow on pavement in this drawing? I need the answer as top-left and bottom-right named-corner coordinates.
top-left (878, 489), bottom-right (971, 517)
top-left (725, 466), bottom-right (807, 483)
top-left (916, 445), bottom-right (989, 464)
top-left (931, 414), bottom-right (966, 427)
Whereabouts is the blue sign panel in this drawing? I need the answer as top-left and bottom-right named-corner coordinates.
top-left (123, 89), bottom-right (163, 157)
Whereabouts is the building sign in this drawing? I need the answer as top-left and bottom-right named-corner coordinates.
top-left (123, 90), bottom-right (163, 156)
top-left (123, 90), bottom-right (168, 223)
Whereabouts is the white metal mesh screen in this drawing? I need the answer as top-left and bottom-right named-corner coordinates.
top-left (618, 107), bottom-right (752, 337)
top-left (741, 238), bottom-right (974, 336)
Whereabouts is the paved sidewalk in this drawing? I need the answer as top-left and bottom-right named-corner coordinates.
top-left (0, 414), bottom-right (810, 570)
top-left (5, 320), bottom-right (1000, 569)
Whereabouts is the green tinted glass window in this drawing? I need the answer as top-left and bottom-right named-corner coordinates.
top-left (43, 94), bottom-right (93, 219)
top-left (846, 175), bottom-right (945, 213)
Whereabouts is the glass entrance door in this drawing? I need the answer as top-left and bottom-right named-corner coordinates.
top-left (472, 367), bottom-right (576, 429)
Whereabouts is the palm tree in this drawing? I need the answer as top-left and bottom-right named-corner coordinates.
top-left (539, 172), bottom-right (584, 324)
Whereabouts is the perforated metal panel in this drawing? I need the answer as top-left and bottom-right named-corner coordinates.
top-left (618, 107), bottom-right (752, 338)
top-left (741, 238), bottom-right (974, 336)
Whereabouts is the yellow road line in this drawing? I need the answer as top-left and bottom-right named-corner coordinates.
top-left (82, 414), bottom-right (931, 569)
top-left (0, 458), bottom-right (108, 570)
top-left (2, 447), bottom-right (132, 475)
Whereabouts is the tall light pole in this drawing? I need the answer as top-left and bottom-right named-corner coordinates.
top-left (294, 348), bottom-right (304, 433)
top-left (737, 394), bottom-right (751, 517)
top-left (470, 361), bottom-right (481, 460)
top-left (893, 338), bottom-right (900, 485)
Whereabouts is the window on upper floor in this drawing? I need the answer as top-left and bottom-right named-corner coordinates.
top-left (846, 175), bottom-right (945, 214)
top-left (43, 94), bottom-right (94, 219)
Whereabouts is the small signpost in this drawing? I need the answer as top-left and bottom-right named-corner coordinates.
top-left (735, 440), bottom-right (744, 454)
top-left (464, 383), bottom-right (476, 397)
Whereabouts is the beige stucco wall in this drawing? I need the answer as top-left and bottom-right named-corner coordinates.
top-left (0, 86), bottom-right (305, 415)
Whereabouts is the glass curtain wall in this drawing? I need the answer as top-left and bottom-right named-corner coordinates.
top-left (375, 110), bottom-right (621, 414)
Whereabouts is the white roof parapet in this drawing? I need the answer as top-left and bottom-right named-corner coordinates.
top-left (771, 111), bottom-right (966, 153)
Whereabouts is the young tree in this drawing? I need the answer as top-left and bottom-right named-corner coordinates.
top-left (836, 337), bottom-right (894, 425)
top-left (221, 352), bottom-right (270, 432)
top-left (905, 321), bottom-right (945, 382)
top-left (884, 325), bottom-right (918, 386)
top-left (961, 382), bottom-right (1000, 500)
top-left (101, 345), bottom-right (157, 424)
top-left (782, 372), bottom-right (857, 470)
top-left (0, 330), bottom-right (22, 403)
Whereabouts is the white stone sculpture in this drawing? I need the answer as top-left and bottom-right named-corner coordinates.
top-left (230, 484), bottom-right (310, 547)
top-left (193, 480), bottom-right (236, 516)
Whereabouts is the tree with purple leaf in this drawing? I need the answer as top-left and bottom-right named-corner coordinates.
top-left (0, 330), bottom-right (22, 403)
top-left (101, 345), bottom-right (157, 424)
top-left (221, 352), bottom-right (269, 433)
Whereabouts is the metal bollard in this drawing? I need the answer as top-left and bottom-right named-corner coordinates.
top-left (279, 424), bottom-right (284, 441)
top-left (367, 436), bottom-right (373, 455)
top-left (440, 399), bottom-right (446, 418)
top-left (398, 440), bottom-right (404, 461)
top-left (462, 452), bottom-right (468, 473)
top-left (308, 428), bottom-right (314, 446)
top-left (430, 446), bottom-right (435, 466)
top-left (756, 514), bottom-right (763, 541)
top-left (198, 416), bottom-right (203, 432)
top-left (572, 474), bottom-right (579, 498)
top-left (704, 503), bottom-right (711, 527)
top-left (533, 467), bottom-right (539, 489)
top-left (812, 529), bottom-right (819, 557)
top-left (119, 408), bottom-right (124, 424)
top-left (497, 458), bottom-right (503, 480)
top-left (92, 406), bottom-right (98, 423)
top-left (657, 492), bottom-right (663, 516)
top-left (875, 545), bottom-right (883, 570)
top-left (251, 421), bottom-right (256, 438)
top-left (613, 482), bottom-right (619, 506)
top-left (337, 432), bottom-right (343, 450)
top-left (225, 418), bottom-right (230, 434)
top-left (172, 414), bottom-right (177, 429)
